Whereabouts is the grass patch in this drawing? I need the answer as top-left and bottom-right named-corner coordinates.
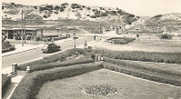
top-left (37, 69), bottom-right (181, 99)
top-left (102, 59), bottom-right (181, 86)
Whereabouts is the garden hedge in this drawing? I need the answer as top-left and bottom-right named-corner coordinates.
top-left (2, 74), bottom-right (11, 96)
top-left (11, 63), bottom-right (102, 99)
top-left (18, 56), bottom-right (94, 72)
top-left (106, 37), bottom-right (135, 44)
top-left (93, 49), bottom-right (181, 64)
top-left (103, 57), bottom-right (181, 77)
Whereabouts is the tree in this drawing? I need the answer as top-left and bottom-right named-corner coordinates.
top-left (34, 6), bottom-right (38, 9)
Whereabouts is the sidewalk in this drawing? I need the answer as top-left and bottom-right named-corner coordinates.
top-left (2, 44), bottom-right (43, 57)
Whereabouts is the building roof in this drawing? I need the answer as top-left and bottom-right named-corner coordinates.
top-left (2, 27), bottom-right (39, 31)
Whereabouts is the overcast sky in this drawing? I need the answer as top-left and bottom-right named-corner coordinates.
top-left (3, 0), bottom-right (181, 16)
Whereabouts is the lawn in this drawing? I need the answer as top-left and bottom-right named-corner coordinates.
top-left (36, 69), bottom-right (181, 99)
top-left (92, 39), bottom-right (181, 53)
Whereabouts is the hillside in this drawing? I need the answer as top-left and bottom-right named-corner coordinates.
top-left (2, 2), bottom-right (138, 25)
top-left (2, 2), bottom-right (181, 33)
top-left (128, 13), bottom-right (181, 33)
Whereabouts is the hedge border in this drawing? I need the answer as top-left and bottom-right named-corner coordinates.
top-left (2, 74), bottom-right (11, 96)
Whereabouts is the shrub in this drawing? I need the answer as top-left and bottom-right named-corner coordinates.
top-left (160, 34), bottom-right (172, 39)
top-left (11, 63), bottom-right (102, 99)
top-left (71, 3), bottom-right (81, 9)
top-left (2, 74), bottom-right (11, 96)
top-left (18, 56), bottom-right (94, 72)
top-left (2, 41), bottom-right (15, 53)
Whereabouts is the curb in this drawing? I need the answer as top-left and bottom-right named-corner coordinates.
top-left (2, 46), bottom-right (43, 57)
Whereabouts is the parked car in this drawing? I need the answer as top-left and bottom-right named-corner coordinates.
top-left (42, 43), bottom-right (61, 53)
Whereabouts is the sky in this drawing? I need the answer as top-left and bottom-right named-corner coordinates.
top-left (2, 0), bottom-right (181, 16)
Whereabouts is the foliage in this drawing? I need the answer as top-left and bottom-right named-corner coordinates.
top-left (71, 3), bottom-right (81, 9)
top-left (160, 34), bottom-right (173, 39)
top-left (2, 41), bottom-right (15, 53)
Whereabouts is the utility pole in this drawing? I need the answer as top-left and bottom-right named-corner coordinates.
top-left (21, 9), bottom-right (25, 47)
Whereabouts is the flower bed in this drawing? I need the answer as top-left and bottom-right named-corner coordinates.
top-left (83, 84), bottom-right (118, 96)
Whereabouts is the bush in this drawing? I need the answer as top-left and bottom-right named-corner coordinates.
top-left (18, 56), bottom-right (94, 72)
top-left (160, 34), bottom-right (172, 39)
top-left (2, 41), bottom-right (15, 53)
top-left (71, 3), bottom-right (81, 9)
top-left (11, 63), bottom-right (102, 99)
top-left (2, 74), bottom-right (11, 96)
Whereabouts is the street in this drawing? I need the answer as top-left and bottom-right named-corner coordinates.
top-left (2, 35), bottom-right (94, 69)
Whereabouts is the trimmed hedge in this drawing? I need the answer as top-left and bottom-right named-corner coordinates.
top-left (102, 58), bottom-right (181, 86)
top-left (106, 37), bottom-right (135, 44)
top-left (11, 63), bottom-right (102, 99)
top-left (18, 56), bottom-right (94, 72)
top-left (2, 74), bottom-right (11, 96)
top-left (93, 49), bottom-right (181, 64)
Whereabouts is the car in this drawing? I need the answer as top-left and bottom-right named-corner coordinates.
top-left (42, 43), bottom-right (61, 53)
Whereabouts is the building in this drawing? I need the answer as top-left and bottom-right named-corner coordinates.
top-left (2, 27), bottom-right (43, 41)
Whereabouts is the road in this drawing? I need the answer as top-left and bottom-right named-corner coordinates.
top-left (2, 35), bottom-right (94, 69)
